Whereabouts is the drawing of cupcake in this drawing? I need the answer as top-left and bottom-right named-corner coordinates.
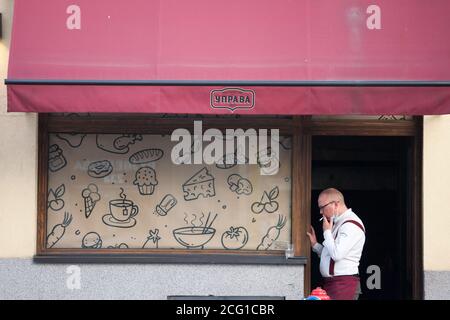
top-left (133, 167), bottom-right (158, 195)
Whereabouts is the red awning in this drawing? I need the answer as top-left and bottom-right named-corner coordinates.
top-left (6, 0), bottom-right (450, 114)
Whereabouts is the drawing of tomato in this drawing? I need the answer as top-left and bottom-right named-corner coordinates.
top-left (221, 226), bottom-right (249, 250)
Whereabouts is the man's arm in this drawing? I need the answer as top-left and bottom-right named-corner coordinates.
top-left (307, 225), bottom-right (323, 256)
top-left (312, 243), bottom-right (323, 256)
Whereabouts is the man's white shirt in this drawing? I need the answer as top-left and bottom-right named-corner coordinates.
top-left (312, 209), bottom-right (365, 277)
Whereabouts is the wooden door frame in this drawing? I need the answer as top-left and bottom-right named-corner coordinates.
top-left (299, 116), bottom-right (423, 299)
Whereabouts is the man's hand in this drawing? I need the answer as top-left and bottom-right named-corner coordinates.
top-left (306, 226), bottom-right (317, 247)
top-left (323, 215), bottom-right (333, 231)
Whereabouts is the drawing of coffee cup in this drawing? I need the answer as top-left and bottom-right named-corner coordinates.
top-left (109, 199), bottom-right (139, 221)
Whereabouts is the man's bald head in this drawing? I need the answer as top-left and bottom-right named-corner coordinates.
top-left (319, 188), bottom-right (346, 206)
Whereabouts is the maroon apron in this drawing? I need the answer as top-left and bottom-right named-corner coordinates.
top-left (323, 275), bottom-right (360, 300)
top-left (322, 220), bottom-right (365, 300)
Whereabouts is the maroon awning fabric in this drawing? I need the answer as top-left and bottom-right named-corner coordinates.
top-left (6, 0), bottom-right (450, 114)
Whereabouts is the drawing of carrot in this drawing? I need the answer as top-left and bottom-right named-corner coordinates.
top-left (47, 212), bottom-right (73, 248)
top-left (257, 215), bottom-right (287, 250)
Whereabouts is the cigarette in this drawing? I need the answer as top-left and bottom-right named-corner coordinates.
top-left (319, 217), bottom-right (324, 222)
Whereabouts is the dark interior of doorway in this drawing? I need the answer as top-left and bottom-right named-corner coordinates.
top-left (311, 136), bottom-right (411, 300)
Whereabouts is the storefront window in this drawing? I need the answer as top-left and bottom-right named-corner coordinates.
top-left (46, 133), bottom-right (292, 251)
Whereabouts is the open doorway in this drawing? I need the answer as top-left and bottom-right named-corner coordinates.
top-left (310, 136), bottom-right (413, 299)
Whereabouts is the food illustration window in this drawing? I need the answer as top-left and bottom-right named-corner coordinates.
top-left (45, 133), bottom-right (292, 252)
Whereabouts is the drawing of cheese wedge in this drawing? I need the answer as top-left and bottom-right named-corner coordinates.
top-left (182, 167), bottom-right (216, 201)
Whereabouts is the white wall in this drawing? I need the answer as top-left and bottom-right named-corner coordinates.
top-left (423, 115), bottom-right (450, 271)
top-left (0, 0), bottom-right (37, 258)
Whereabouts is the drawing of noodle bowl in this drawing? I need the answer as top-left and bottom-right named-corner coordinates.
top-left (172, 227), bottom-right (216, 249)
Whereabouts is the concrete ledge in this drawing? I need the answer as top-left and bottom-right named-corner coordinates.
top-left (34, 254), bottom-right (307, 265)
top-left (0, 258), bottom-right (304, 300)
top-left (425, 271), bottom-right (450, 300)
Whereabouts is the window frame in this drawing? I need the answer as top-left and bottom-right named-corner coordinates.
top-left (36, 114), bottom-right (307, 265)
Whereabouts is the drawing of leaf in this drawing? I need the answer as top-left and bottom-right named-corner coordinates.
top-left (55, 184), bottom-right (66, 198)
top-left (269, 187), bottom-right (279, 200)
top-left (47, 189), bottom-right (56, 201)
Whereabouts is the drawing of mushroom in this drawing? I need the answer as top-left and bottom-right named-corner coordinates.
top-left (227, 174), bottom-right (253, 195)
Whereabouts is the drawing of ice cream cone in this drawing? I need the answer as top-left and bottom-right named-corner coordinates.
top-left (81, 184), bottom-right (101, 218)
top-left (84, 197), bottom-right (94, 216)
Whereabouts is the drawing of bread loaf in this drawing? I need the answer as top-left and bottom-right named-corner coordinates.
top-left (129, 149), bottom-right (164, 164)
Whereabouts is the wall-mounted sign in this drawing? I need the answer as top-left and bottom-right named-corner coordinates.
top-left (210, 88), bottom-right (255, 112)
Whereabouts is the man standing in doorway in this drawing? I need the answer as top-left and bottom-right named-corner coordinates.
top-left (307, 188), bottom-right (366, 300)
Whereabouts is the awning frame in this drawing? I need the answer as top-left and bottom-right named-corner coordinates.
top-left (5, 79), bottom-right (450, 87)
